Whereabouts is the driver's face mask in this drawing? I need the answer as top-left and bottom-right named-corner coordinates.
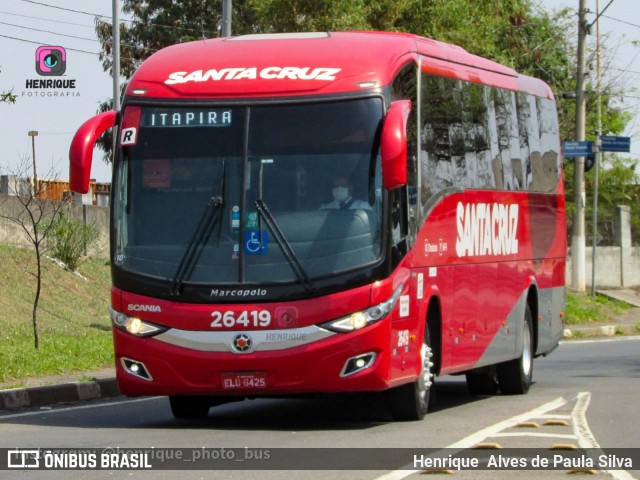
top-left (332, 186), bottom-right (350, 203)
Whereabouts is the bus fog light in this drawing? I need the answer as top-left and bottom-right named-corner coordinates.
top-left (340, 352), bottom-right (376, 377)
top-left (121, 358), bottom-right (153, 381)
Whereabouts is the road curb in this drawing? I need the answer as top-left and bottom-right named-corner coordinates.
top-left (563, 323), bottom-right (638, 339)
top-left (0, 378), bottom-right (119, 411)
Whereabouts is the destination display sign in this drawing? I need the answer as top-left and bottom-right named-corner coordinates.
top-left (141, 108), bottom-right (232, 127)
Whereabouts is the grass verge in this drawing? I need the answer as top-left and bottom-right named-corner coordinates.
top-left (0, 244), bottom-right (112, 385)
top-left (565, 290), bottom-right (633, 325)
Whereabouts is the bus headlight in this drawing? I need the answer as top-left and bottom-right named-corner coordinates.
top-left (110, 307), bottom-right (167, 337)
top-left (321, 285), bottom-right (403, 333)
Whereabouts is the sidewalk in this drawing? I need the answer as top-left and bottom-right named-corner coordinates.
top-left (1, 291), bottom-right (638, 412)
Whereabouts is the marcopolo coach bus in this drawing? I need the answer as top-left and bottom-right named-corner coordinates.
top-left (70, 31), bottom-right (566, 420)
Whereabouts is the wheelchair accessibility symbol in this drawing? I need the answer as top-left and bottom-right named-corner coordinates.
top-left (244, 230), bottom-right (268, 255)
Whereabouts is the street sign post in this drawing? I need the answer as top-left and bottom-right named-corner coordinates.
top-left (600, 135), bottom-right (630, 153)
top-left (563, 140), bottom-right (593, 157)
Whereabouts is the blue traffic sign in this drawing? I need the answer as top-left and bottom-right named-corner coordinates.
top-left (563, 141), bottom-right (593, 158)
top-left (600, 135), bottom-right (630, 153)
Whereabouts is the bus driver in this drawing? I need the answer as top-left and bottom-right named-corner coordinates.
top-left (319, 175), bottom-right (371, 210)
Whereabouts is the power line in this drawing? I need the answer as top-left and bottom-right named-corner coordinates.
top-left (0, 32), bottom-right (152, 61)
top-left (0, 9), bottom-right (95, 28)
top-left (19, 0), bottom-right (110, 20)
top-left (602, 14), bottom-right (640, 30)
top-left (0, 32), bottom-right (99, 55)
top-left (18, 0), bottom-right (218, 36)
top-left (0, 20), bottom-right (99, 42)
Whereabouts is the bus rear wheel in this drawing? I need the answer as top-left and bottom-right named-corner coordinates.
top-left (497, 304), bottom-right (534, 394)
top-left (389, 328), bottom-right (434, 421)
top-left (169, 395), bottom-right (211, 419)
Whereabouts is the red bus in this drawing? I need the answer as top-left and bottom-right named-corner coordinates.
top-left (70, 32), bottom-right (565, 421)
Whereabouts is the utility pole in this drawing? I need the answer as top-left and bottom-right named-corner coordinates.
top-left (222, 0), bottom-right (232, 37)
top-left (572, 0), bottom-right (589, 292)
top-left (591, 0), bottom-right (602, 296)
top-left (28, 130), bottom-right (38, 195)
top-left (112, 0), bottom-right (121, 112)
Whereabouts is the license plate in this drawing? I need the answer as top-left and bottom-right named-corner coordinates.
top-left (221, 372), bottom-right (268, 390)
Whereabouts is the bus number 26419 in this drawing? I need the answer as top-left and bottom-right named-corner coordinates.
top-left (211, 310), bottom-right (272, 328)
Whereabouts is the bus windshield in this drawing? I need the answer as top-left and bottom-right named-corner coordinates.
top-left (112, 98), bottom-right (384, 290)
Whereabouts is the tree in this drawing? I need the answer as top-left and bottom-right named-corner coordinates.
top-left (0, 160), bottom-right (67, 349)
top-left (1, 89), bottom-right (16, 104)
top-left (1, 66), bottom-right (17, 104)
top-left (577, 157), bottom-right (640, 245)
top-left (50, 211), bottom-right (100, 271)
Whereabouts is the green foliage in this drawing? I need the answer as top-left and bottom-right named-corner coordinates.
top-left (1, 65), bottom-right (16, 104)
top-left (50, 212), bottom-right (100, 271)
top-left (565, 291), bottom-right (632, 325)
top-left (565, 156), bottom-right (640, 244)
top-left (1, 90), bottom-right (16, 104)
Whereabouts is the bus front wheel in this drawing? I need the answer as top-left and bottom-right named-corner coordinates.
top-left (389, 328), bottom-right (434, 421)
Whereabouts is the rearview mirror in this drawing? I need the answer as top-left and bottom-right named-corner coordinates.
top-left (381, 100), bottom-right (411, 190)
top-left (69, 110), bottom-right (117, 193)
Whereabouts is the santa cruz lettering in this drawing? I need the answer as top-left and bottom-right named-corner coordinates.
top-left (165, 67), bottom-right (342, 85)
top-left (455, 202), bottom-right (519, 258)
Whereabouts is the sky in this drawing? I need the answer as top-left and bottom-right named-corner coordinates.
top-left (0, 0), bottom-right (638, 183)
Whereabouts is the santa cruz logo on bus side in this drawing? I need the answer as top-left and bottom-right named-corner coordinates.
top-left (456, 202), bottom-right (519, 258)
top-left (165, 67), bottom-right (342, 85)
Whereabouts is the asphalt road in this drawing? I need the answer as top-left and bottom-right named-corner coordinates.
top-left (1, 337), bottom-right (638, 480)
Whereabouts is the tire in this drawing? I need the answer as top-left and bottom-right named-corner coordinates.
top-left (497, 304), bottom-right (534, 395)
top-left (389, 327), bottom-right (434, 421)
top-left (169, 395), bottom-right (211, 419)
top-left (466, 371), bottom-right (498, 395)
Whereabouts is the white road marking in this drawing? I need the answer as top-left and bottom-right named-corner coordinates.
top-left (572, 391), bottom-right (637, 480)
top-left (492, 432), bottom-right (577, 439)
top-left (445, 396), bottom-right (569, 449)
top-left (373, 396), bottom-right (568, 480)
top-left (560, 336), bottom-right (640, 345)
top-left (0, 396), bottom-right (161, 420)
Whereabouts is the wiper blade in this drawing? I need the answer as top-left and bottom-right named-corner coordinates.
top-left (171, 162), bottom-right (226, 296)
top-left (254, 199), bottom-right (314, 293)
top-left (170, 195), bottom-right (223, 296)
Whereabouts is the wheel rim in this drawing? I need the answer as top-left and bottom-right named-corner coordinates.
top-left (418, 342), bottom-right (433, 402)
top-left (522, 323), bottom-right (532, 378)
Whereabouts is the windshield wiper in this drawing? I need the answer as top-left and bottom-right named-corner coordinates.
top-left (254, 199), bottom-right (314, 293)
top-left (170, 163), bottom-right (225, 296)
